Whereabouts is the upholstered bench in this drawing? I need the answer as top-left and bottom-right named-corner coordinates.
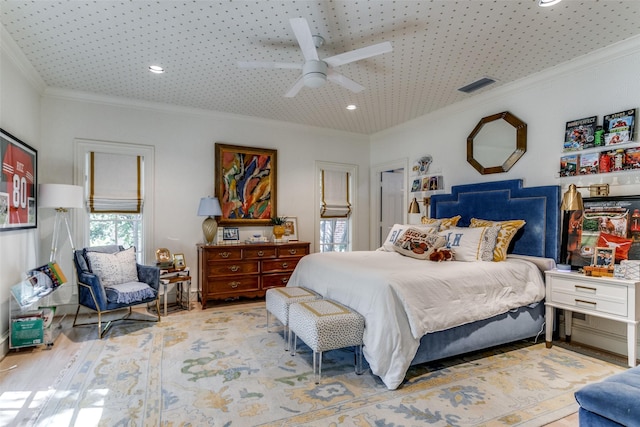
top-left (265, 287), bottom-right (321, 350)
top-left (574, 365), bottom-right (640, 426)
top-left (289, 299), bottom-right (365, 384)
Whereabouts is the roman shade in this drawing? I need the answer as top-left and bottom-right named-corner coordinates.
top-left (320, 170), bottom-right (351, 218)
top-left (89, 152), bottom-right (143, 213)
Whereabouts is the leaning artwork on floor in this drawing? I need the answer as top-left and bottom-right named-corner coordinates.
top-left (32, 303), bottom-right (625, 426)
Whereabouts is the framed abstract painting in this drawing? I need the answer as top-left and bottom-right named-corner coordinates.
top-left (215, 143), bottom-right (277, 226)
top-left (1, 128), bottom-right (37, 231)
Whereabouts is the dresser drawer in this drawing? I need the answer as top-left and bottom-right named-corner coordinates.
top-left (208, 276), bottom-right (260, 294)
top-left (550, 277), bottom-right (628, 317)
top-left (262, 258), bottom-right (301, 273)
top-left (262, 273), bottom-right (293, 289)
top-left (207, 260), bottom-right (259, 276)
top-left (243, 247), bottom-right (276, 259)
top-left (204, 247), bottom-right (242, 261)
top-left (277, 245), bottom-right (309, 258)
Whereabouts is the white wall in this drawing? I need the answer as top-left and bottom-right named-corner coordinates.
top-left (0, 27), bottom-right (44, 355)
top-left (370, 35), bottom-right (640, 358)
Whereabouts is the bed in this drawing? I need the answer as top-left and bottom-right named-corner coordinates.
top-left (287, 179), bottom-right (560, 389)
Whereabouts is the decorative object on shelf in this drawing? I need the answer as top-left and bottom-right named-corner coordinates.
top-left (38, 183), bottom-right (83, 262)
top-left (197, 196), bottom-right (222, 245)
top-left (271, 216), bottom-right (287, 240)
top-left (563, 116), bottom-right (597, 151)
top-left (1, 128), bottom-right (38, 231)
top-left (411, 155), bottom-right (432, 175)
top-left (284, 217), bottom-right (298, 241)
top-left (467, 111), bottom-right (527, 175)
top-left (561, 194), bottom-right (640, 271)
top-left (215, 143), bottom-right (277, 225)
top-left (603, 108), bottom-right (636, 146)
top-left (173, 253), bottom-right (186, 270)
top-left (223, 227), bottom-right (240, 242)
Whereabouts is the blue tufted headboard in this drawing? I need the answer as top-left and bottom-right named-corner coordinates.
top-left (430, 179), bottom-right (560, 261)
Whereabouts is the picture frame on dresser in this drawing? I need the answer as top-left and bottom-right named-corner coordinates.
top-left (561, 195), bottom-right (640, 270)
top-left (593, 247), bottom-right (615, 266)
top-left (214, 143), bottom-right (277, 226)
top-left (284, 217), bottom-right (298, 241)
top-left (1, 128), bottom-right (37, 231)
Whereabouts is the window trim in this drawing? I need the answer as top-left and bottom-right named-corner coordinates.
top-left (315, 161), bottom-right (357, 253)
top-left (74, 139), bottom-right (155, 263)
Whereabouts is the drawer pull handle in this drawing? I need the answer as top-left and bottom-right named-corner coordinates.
top-left (289, 249), bottom-right (297, 255)
top-left (220, 252), bottom-right (231, 259)
top-left (257, 250), bottom-right (264, 256)
top-left (575, 299), bottom-right (596, 307)
top-left (282, 262), bottom-right (288, 269)
top-left (229, 281), bottom-right (240, 288)
top-left (281, 278), bottom-right (289, 284)
top-left (229, 265), bottom-right (240, 272)
top-left (575, 285), bottom-right (597, 293)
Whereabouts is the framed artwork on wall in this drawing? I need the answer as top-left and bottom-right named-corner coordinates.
top-left (561, 195), bottom-right (640, 270)
top-left (215, 143), bottom-right (277, 226)
top-left (1, 128), bottom-right (37, 231)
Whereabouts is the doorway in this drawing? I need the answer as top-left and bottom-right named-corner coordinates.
top-left (370, 159), bottom-right (408, 249)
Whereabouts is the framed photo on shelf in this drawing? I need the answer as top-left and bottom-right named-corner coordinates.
top-left (593, 247), bottom-right (615, 267)
top-left (173, 253), bottom-right (186, 270)
top-left (215, 143), bottom-right (277, 226)
top-left (223, 227), bottom-right (239, 241)
top-left (284, 217), bottom-right (298, 241)
top-left (1, 128), bottom-right (37, 231)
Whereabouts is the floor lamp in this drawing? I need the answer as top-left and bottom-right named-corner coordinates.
top-left (39, 184), bottom-right (84, 262)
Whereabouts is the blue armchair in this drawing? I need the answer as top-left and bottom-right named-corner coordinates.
top-left (72, 245), bottom-right (161, 338)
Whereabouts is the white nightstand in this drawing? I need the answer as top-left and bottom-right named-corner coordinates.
top-left (545, 269), bottom-right (640, 367)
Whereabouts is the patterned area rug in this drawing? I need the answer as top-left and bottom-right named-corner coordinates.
top-left (32, 302), bottom-right (625, 426)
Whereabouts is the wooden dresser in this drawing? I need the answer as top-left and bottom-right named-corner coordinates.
top-left (197, 242), bottom-right (310, 308)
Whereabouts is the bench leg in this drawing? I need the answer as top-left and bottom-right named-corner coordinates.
top-left (355, 344), bottom-right (364, 375)
top-left (266, 309), bottom-right (271, 333)
top-left (314, 350), bottom-right (323, 384)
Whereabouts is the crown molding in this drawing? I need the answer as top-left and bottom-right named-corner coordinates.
top-left (0, 24), bottom-right (46, 93)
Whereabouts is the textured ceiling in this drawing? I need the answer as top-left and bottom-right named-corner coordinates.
top-left (2, 1), bottom-right (640, 135)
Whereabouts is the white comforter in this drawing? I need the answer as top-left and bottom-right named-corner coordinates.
top-left (287, 251), bottom-right (546, 389)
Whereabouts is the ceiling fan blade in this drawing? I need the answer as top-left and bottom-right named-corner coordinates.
top-left (284, 75), bottom-right (306, 98)
top-left (238, 61), bottom-right (302, 70)
top-left (324, 41), bottom-right (392, 68)
top-left (289, 17), bottom-right (319, 62)
top-left (327, 70), bottom-right (364, 93)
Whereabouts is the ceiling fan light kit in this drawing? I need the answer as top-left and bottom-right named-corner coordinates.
top-left (303, 60), bottom-right (327, 88)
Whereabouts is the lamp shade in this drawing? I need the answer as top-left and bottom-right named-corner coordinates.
top-left (39, 184), bottom-right (84, 209)
top-left (561, 184), bottom-right (584, 211)
top-left (197, 196), bottom-right (222, 217)
top-left (408, 197), bottom-right (421, 214)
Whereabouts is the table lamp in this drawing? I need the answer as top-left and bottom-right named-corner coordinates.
top-left (198, 196), bottom-right (222, 245)
top-left (39, 184), bottom-right (84, 262)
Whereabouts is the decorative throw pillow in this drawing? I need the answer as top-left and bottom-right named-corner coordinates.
top-left (422, 215), bottom-right (461, 230)
top-left (469, 218), bottom-right (526, 261)
top-left (393, 227), bottom-right (447, 260)
top-left (86, 247), bottom-right (139, 287)
top-left (597, 232), bottom-right (633, 262)
top-left (439, 226), bottom-right (500, 261)
top-left (379, 223), bottom-right (439, 252)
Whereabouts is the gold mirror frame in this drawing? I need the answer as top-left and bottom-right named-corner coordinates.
top-left (467, 111), bottom-right (527, 175)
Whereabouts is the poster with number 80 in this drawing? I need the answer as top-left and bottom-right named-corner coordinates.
top-left (1, 128), bottom-right (37, 231)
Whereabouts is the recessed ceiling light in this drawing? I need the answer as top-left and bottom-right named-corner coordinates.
top-left (539, 0), bottom-right (562, 7)
top-left (149, 65), bottom-right (164, 74)
top-left (346, 104), bottom-right (357, 111)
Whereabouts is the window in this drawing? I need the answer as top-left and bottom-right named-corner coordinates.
top-left (74, 140), bottom-right (154, 263)
top-left (316, 162), bottom-right (357, 252)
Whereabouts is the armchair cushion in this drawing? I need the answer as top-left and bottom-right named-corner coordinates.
top-left (105, 281), bottom-right (156, 304)
top-left (86, 247), bottom-right (138, 287)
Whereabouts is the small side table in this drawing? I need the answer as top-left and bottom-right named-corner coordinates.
top-left (159, 268), bottom-right (192, 316)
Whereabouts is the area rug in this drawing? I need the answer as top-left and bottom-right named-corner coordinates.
top-left (32, 302), bottom-right (625, 426)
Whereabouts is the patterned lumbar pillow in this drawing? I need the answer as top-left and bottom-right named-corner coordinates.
top-left (86, 247), bottom-right (139, 287)
top-left (422, 215), bottom-right (461, 230)
top-left (392, 227), bottom-right (447, 260)
top-left (469, 218), bottom-right (526, 261)
top-left (439, 226), bottom-right (500, 262)
top-left (379, 223), bottom-right (439, 252)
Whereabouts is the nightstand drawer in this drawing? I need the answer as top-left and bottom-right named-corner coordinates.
top-left (551, 277), bottom-right (628, 300)
top-left (550, 290), bottom-right (628, 316)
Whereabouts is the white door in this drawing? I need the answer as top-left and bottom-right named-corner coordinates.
top-left (380, 170), bottom-right (404, 247)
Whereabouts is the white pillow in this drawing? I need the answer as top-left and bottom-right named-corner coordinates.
top-left (392, 227), bottom-right (447, 260)
top-left (379, 223), bottom-right (439, 252)
top-left (439, 226), bottom-right (500, 261)
top-left (86, 247), bottom-right (139, 287)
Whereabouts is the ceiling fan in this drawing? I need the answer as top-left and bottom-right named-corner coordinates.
top-left (238, 17), bottom-right (393, 98)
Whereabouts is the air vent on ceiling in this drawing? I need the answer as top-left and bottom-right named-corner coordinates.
top-left (458, 77), bottom-right (496, 94)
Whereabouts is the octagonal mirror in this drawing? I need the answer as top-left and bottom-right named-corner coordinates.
top-left (467, 111), bottom-right (527, 174)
